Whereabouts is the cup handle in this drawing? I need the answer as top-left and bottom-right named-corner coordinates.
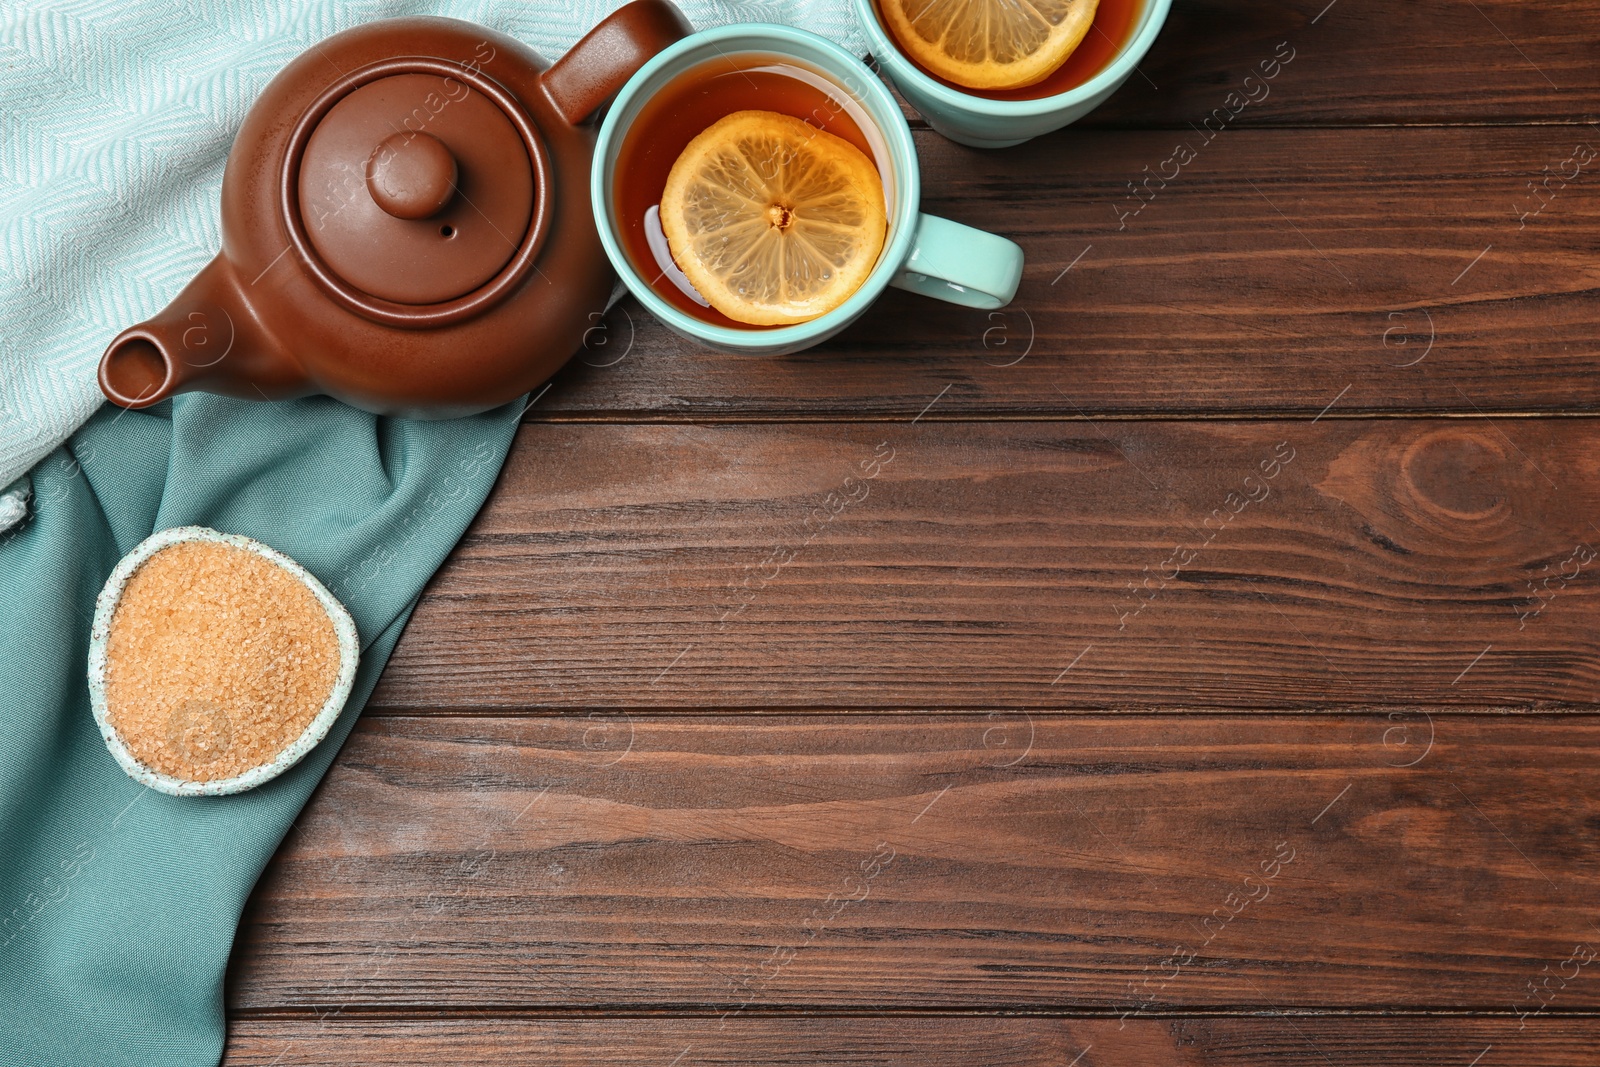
top-left (543, 0), bottom-right (693, 126)
top-left (890, 213), bottom-right (1024, 310)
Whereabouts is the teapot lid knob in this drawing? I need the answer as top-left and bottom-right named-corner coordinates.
top-left (292, 70), bottom-right (540, 309)
top-left (366, 132), bottom-right (458, 220)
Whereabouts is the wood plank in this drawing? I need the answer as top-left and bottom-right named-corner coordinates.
top-left (222, 1014), bottom-right (1600, 1066)
top-left (231, 713), bottom-right (1600, 1011)
top-left (540, 128), bottom-right (1600, 421)
top-left (369, 419), bottom-right (1600, 711)
top-left (1077, 0), bottom-right (1599, 128)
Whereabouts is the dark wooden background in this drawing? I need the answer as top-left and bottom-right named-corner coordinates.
top-left (223, 0), bottom-right (1600, 1062)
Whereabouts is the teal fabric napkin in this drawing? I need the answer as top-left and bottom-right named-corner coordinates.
top-left (0, 393), bottom-right (521, 1066)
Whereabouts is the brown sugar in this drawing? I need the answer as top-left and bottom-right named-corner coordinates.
top-left (103, 540), bottom-right (341, 783)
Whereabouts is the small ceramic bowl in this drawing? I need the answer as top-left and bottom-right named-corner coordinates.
top-left (86, 525), bottom-right (360, 797)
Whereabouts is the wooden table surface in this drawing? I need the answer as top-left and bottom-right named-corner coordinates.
top-left (222, 1), bottom-right (1600, 1063)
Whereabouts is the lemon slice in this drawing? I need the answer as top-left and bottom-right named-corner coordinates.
top-left (882, 0), bottom-right (1100, 90)
top-left (660, 110), bottom-right (887, 327)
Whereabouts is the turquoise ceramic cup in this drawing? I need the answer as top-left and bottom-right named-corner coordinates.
top-left (590, 24), bottom-right (1025, 356)
top-left (854, 0), bottom-right (1172, 148)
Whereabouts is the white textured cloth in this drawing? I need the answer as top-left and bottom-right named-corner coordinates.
top-left (0, 0), bottom-right (864, 528)
top-left (0, 480), bottom-right (28, 532)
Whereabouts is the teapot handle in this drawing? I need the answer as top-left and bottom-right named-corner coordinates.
top-left (543, 0), bottom-right (693, 126)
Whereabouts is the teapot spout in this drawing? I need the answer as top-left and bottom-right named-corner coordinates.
top-left (99, 255), bottom-right (306, 409)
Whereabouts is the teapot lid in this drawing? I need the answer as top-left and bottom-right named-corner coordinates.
top-left (286, 61), bottom-right (552, 323)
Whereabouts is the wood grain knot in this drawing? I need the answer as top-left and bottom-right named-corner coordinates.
top-left (1399, 429), bottom-right (1510, 523)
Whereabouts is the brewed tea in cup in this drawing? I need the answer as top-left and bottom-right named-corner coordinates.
top-left (611, 53), bottom-right (889, 330)
top-left (873, 0), bottom-right (1144, 99)
top-left (592, 24), bottom-right (1025, 355)
top-left (853, 0), bottom-right (1171, 148)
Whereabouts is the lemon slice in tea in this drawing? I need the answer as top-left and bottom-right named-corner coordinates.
top-left (881, 0), bottom-right (1100, 90)
top-left (660, 110), bottom-right (887, 327)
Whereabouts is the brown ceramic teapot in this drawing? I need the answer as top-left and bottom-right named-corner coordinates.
top-left (99, 1), bottom-right (690, 417)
